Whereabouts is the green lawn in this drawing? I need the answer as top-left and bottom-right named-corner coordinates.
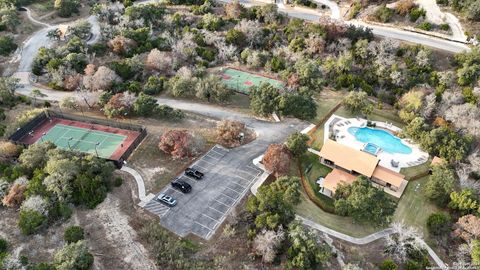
top-left (400, 159), bottom-right (432, 180)
top-left (393, 177), bottom-right (444, 238)
top-left (301, 153), bottom-right (335, 212)
top-left (296, 191), bottom-right (385, 237)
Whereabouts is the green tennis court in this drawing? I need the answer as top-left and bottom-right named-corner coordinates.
top-left (220, 68), bottom-right (285, 94)
top-left (40, 124), bottom-right (126, 158)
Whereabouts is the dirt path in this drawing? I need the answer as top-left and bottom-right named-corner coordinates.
top-left (76, 177), bottom-right (157, 270)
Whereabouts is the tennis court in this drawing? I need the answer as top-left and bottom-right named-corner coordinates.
top-left (220, 68), bottom-right (285, 94)
top-left (41, 124), bottom-right (126, 159)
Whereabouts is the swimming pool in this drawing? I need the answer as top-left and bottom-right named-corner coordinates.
top-left (348, 127), bottom-right (412, 154)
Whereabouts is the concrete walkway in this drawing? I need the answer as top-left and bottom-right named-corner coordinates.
top-left (297, 215), bottom-right (447, 269)
top-left (120, 166), bottom-right (154, 204)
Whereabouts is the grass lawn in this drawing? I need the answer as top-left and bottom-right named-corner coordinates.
top-left (312, 90), bottom-right (343, 123)
top-left (295, 191), bottom-right (385, 237)
top-left (400, 159), bottom-right (432, 180)
top-left (393, 177), bottom-right (445, 239)
top-left (301, 153), bottom-right (335, 212)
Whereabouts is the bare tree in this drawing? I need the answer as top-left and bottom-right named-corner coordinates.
top-left (234, 19), bottom-right (263, 47)
top-left (385, 221), bottom-right (424, 263)
top-left (453, 215), bottom-right (480, 242)
top-left (146, 49), bottom-right (173, 74)
top-left (253, 227), bottom-right (285, 263)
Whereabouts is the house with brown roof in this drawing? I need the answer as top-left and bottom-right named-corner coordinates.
top-left (317, 140), bottom-right (408, 198)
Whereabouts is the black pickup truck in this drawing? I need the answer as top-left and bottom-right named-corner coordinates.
top-left (184, 167), bottom-right (204, 180)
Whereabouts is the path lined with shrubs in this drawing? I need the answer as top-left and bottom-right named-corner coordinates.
top-left (297, 215), bottom-right (448, 269)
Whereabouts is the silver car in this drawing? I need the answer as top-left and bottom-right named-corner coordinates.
top-left (155, 193), bottom-right (177, 207)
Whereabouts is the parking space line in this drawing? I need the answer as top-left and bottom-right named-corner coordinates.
top-left (229, 181), bottom-right (247, 189)
top-left (199, 158), bottom-right (215, 165)
top-left (220, 192), bottom-right (237, 201)
top-left (246, 164), bottom-right (261, 171)
top-left (236, 174), bottom-right (253, 182)
top-left (225, 186), bottom-right (240, 195)
top-left (209, 206), bottom-right (225, 215)
top-left (214, 199), bottom-right (230, 207)
top-left (241, 170), bottom-right (260, 178)
top-left (192, 164), bottom-right (208, 171)
top-left (166, 187), bottom-right (184, 195)
top-left (195, 221), bottom-right (214, 231)
top-left (202, 213), bottom-right (221, 223)
top-left (205, 154), bottom-right (221, 161)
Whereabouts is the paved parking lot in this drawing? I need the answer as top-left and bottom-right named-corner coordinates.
top-left (143, 145), bottom-right (263, 239)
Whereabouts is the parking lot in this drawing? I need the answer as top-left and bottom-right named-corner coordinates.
top-left (142, 145), bottom-right (263, 240)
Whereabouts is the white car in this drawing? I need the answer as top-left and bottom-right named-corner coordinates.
top-left (155, 193), bottom-right (177, 207)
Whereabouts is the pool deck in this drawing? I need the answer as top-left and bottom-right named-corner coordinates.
top-left (324, 115), bottom-right (429, 173)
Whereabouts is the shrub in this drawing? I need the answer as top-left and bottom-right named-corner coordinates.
top-left (439, 23), bottom-right (450, 31)
top-left (426, 212), bottom-right (451, 236)
top-left (18, 209), bottom-right (47, 235)
top-left (0, 238), bottom-right (7, 253)
top-left (0, 36), bottom-right (17, 56)
top-left (409, 7), bottom-right (426, 22)
top-left (380, 258), bottom-right (397, 270)
top-left (53, 241), bottom-right (93, 270)
top-left (64, 226), bottom-right (85, 243)
top-left (114, 177), bottom-right (123, 187)
top-left (417, 22), bottom-right (433, 31)
top-left (395, 0), bottom-right (415, 15)
top-left (374, 5), bottom-right (394, 23)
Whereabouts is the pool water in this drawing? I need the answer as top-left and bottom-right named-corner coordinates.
top-left (363, 143), bottom-right (381, 155)
top-left (348, 127), bottom-right (412, 154)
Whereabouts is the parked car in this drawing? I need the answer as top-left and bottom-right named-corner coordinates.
top-left (155, 193), bottom-right (177, 207)
top-left (185, 168), bottom-right (204, 180)
top-left (171, 179), bottom-right (192, 193)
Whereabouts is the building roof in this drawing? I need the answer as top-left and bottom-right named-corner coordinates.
top-left (319, 140), bottom-right (379, 177)
top-left (323, 168), bottom-right (358, 193)
top-left (371, 165), bottom-right (405, 188)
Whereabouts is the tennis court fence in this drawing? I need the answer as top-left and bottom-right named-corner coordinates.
top-left (9, 110), bottom-right (147, 168)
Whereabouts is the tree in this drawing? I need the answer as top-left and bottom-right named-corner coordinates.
top-left (85, 66), bottom-right (121, 91)
top-left (133, 93), bottom-right (158, 117)
top-left (285, 132), bottom-right (309, 157)
top-left (0, 36), bottom-right (17, 56)
top-left (103, 92), bottom-right (134, 118)
top-left (424, 164), bottom-right (457, 207)
top-left (0, 77), bottom-right (19, 106)
top-left (286, 221), bottom-right (332, 270)
top-left (59, 96), bottom-right (78, 110)
top-left (452, 214), bottom-right (480, 242)
top-left (385, 222), bottom-right (425, 263)
top-left (246, 176), bottom-right (301, 232)
top-left (53, 241), bottom-right (94, 270)
top-left (168, 74), bottom-right (196, 97)
top-left (146, 49), bottom-right (173, 74)
top-left (262, 144), bottom-right (292, 177)
top-left (343, 91), bottom-right (374, 116)
top-left (2, 183), bottom-right (26, 207)
top-left (225, 29), bottom-right (246, 47)
top-left (30, 89), bottom-right (47, 106)
top-left (216, 120), bottom-right (246, 147)
top-left (380, 259), bottom-right (398, 270)
top-left (225, 0), bottom-right (245, 19)
top-left (250, 83), bottom-right (280, 117)
top-left (426, 212), bottom-right (451, 236)
top-left (158, 130), bottom-right (203, 159)
top-left (64, 226), bottom-right (85, 243)
top-left (18, 209), bottom-right (47, 235)
top-left (253, 228), bottom-right (285, 263)
top-left (54, 0), bottom-right (80, 17)
top-left (334, 176), bottom-right (397, 225)
top-left (293, 59), bottom-right (324, 90)
top-left (143, 76), bottom-right (166, 95)
top-left (0, 141), bottom-right (19, 158)
top-left (21, 195), bottom-right (49, 216)
top-left (448, 189), bottom-right (479, 214)
top-left (472, 240), bottom-right (480, 266)
top-left (195, 75), bottom-right (233, 102)
top-left (277, 93), bottom-right (317, 120)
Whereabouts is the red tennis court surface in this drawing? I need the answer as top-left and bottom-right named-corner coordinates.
top-left (19, 117), bottom-right (141, 161)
